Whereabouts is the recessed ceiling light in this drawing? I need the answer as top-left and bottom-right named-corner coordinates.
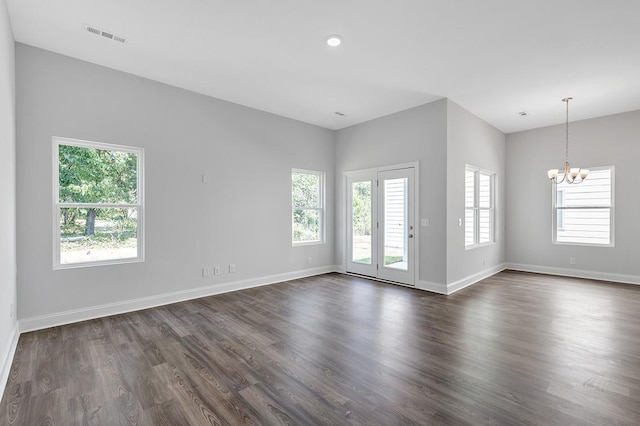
top-left (326, 34), bottom-right (343, 47)
top-left (518, 111), bottom-right (528, 116)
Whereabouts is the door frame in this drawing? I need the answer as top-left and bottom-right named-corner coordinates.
top-left (344, 161), bottom-right (420, 287)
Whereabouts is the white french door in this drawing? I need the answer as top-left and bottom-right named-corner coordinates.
top-left (346, 166), bottom-right (415, 286)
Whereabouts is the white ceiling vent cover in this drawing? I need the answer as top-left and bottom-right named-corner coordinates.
top-left (84, 24), bottom-right (127, 44)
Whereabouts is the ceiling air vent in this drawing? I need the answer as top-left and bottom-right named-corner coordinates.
top-left (86, 25), bottom-right (100, 35)
top-left (84, 24), bottom-right (127, 44)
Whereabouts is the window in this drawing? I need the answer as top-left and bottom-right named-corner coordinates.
top-left (465, 165), bottom-right (495, 248)
top-left (553, 166), bottom-right (613, 246)
top-left (53, 137), bottom-right (144, 268)
top-left (292, 169), bottom-right (324, 245)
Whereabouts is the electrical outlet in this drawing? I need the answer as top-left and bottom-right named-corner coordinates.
top-left (458, 218), bottom-right (462, 227)
top-left (202, 267), bottom-right (210, 277)
top-left (421, 218), bottom-right (430, 227)
top-left (570, 257), bottom-right (576, 265)
top-left (213, 266), bottom-right (220, 275)
top-left (229, 264), bottom-right (236, 273)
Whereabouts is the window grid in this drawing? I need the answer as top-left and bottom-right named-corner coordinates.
top-left (292, 169), bottom-right (325, 245)
top-left (465, 166), bottom-right (495, 249)
top-left (53, 137), bottom-right (144, 269)
top-left (552, 167), bottom-right (614, 246)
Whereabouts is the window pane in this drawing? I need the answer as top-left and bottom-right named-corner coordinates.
top-left (479, 209), bottom-right (492, 243)
top-left (59, 207), bottom-right (138, 265)
top-left (352, 181), bottom-right (372, 264)
top-left (59, 145), bottom-right (138, 204)
top-left (465, 169), bottom-right (475, 208)
top-left (293, 209), bottom-right (320, 242)
top-left (479, 173), bottom-right (491, 209)
top-left (554, 168), bottom-right (612, 245)
top-left (384, 178), bottom-right (407, 270)
top-left (292, 172), bottom-right (320, 208)
top-left (465, 208), bottom-right (475, 246)
top-left (556, 169), bottom-right (611, 208)
top-left (556, 208), bottom-right (611, 245)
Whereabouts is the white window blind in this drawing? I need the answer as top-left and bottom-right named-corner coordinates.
top-left (465, 165), bottom-right (495, 248)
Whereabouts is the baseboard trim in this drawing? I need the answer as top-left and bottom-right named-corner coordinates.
top-left (446, 264), bottom-right (507, 295)
top-left (0, 321), bottom-right (19, 404)
top-left (505, 263), bottom-right (640, 286)
top-left (19, 265), bottom-right (339, 333)
top-left (417, 280), bottom-right (448, 294)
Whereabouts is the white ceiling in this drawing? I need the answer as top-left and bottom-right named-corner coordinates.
top-left (6, 0), bottom-right (640, 133)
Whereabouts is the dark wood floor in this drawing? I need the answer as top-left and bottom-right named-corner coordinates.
top-left (1, 271), bottom-right (640, 425)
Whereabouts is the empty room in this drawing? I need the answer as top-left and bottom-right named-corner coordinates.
top-left (1, 1), bottom-right (639, 424)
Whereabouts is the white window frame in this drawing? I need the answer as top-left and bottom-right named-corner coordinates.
top-left (291, 168), bottom-right (325, 246)
top-left (53, 137), bottom-right (145, 269)
top-left (465, 165), bottom-right (496, 250)
top-left (552, 165), bottom-right (614, 247)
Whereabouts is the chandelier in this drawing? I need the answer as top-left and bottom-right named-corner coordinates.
top-left (547, 97), bottom-right (588, 184)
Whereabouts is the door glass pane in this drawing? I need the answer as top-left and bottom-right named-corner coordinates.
top-left (383, 178), bottom-right (407, 270)
top-left (352, 181), bottom-right (372, 264)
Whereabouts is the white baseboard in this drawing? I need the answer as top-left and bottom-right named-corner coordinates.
top-left (446, 263), bottom-right (507, 295)
top-left (19, 265), bottom-right (339, 333)
top-left (505, 263), bottom-right (640, 286)
top-left (417, 280), bottom-right (448, 294)
top-left (0, 321), bottom-right (19, 404)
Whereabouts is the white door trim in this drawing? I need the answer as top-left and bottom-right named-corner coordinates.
top-left (344, 161), bottom-right (420, 286)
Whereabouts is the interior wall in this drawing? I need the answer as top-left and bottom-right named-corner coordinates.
top-left (16, 43), bottom-right (336, 322)
top-left (506, 109), bottom-right (640, 281)
top-left (0, 0), bottom-right (17, 394)
top-left (335, 100), bottom-right (448, 288)
top-left (446, 100), bottom-right (506, 287)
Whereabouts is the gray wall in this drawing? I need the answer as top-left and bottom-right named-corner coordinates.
top-left (0, 0), bottom-right (17, 392)
top-left (335, 100), bottom-right (506, 290)
top-left (335, 100), bottom-right (449, 288)
top-left (16, 44), bottom-right (336, 321)
top-left (506, 110), bottom-right (640, 280)
top-left (446, 100), bottom-right (506, 285)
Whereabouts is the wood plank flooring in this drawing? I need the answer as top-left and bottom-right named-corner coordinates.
top-left (1, 271), bottom-right (640, 425)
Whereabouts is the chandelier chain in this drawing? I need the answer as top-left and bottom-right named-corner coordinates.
top-left (564, 97), bottom-right (570, 163)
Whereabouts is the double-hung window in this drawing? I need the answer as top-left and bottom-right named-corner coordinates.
top-left (465, 165), bottom-right (495, 248)
top-left (53, 137), bottom-right (144, 268)
top-left (292, 169), bottom-right (324, 245)
top-left (553, 166), bottom-right (613, 246)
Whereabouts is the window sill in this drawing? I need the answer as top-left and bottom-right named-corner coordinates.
top-left (465, 241), bottom-right (495, 251)
top-left (54, 257), bottom-right (144, 270)
top-left (552, 241), bottom-right (614, 248)
top-left (292, 240), bottom-right (325, 247)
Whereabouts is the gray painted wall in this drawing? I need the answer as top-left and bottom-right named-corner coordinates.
top-left (335, 100), bottom-right (449, 287)
top-left (0, 0), bottom-right (17, 391)
top-left (16, 44), bottom-right (336, 320)
top-left (506, 110), bottom-right (640, 278)
top-left (446, 100), bottom-right (506, 284)
top-left (335, 99), bottom-right (507, 289)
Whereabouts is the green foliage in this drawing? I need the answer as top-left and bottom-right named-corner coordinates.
top-left (59, 144), bottom-right (137, 204)
top-left (59, 144), bottom-right (138, 236)
top-left (352, 181), bottom-right (372, 236)
top-left (292, 172), bottom-right (321, 241)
